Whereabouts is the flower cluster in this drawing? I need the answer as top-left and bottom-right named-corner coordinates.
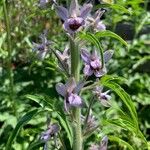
top-left (56, 77), bottom-right (84, 112)
top-left (32, 31), bottom-right (52, 59)
top-left (33, 0), bottom-right (114, 148)
top-left (81, 49), bottom-right (113, 77)
top-left (40, 123), bottom-right (59, 141)
top-left (55, 0), bottom-right (105, 34)
top-left (93, 86), bottom-right (111, 107)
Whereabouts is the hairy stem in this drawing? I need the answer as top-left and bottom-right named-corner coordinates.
top-left (3, 0), bottom-right (16, 116)
top-left (70, 36), bottom-right (82, 150)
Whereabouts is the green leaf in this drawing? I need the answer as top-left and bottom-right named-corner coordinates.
top-left (96, 4), bottom-right (131, 14)
top-left (79, 32), bottom-right (104, 68)
top-left (95, 30), bottom-right (128, 47)
top-left (57, 114), bottom-right (73, 147)
top-left (100, 77), bottom-right (138, 128)
top-left (132, 56), bottom-right (150, 70)
top-left (27, 140), bottom-right (45, 150)
top-left (101, 75), bottom-right (128, 84)
top-left (109, 136), bottom-right (135, 150)
top-left (6, 109), bottom-right (39, 150)
top-left (25, 94), bottom-right (53, 110)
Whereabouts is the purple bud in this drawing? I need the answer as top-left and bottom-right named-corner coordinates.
top-left (32, 32), bottom-right (52, 59)
top-left (93, 86), bottom-right (111, 107)
top-left (40, 123), bottom-right (59, 142)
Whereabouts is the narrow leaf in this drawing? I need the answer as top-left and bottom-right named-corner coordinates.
top-left (95, 30), bottom-right (128, 47)
top-left (6, 109), bottom-right (39, 150)
top-left (96, 4), bottom-right (131, 14)
top-left (109, 136), bottom-right (135, 150)
top-left (100, 79), bottom-right (138, 129)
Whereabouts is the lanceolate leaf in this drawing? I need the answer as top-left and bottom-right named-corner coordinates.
top-left (101, 80), bottom-right (138, 128)
top-left (6, 109), bottom-right (39, 150)
top-left (26, 94), bottom-right (73, 148)
top-left (95, 30), bottom-right (128, 47)
top-left (25, 94), bottom-right (53, 109)
top-left (96, 4), bottom-right (131, 14)
top-left (109, 136), bottom-right (135, 150)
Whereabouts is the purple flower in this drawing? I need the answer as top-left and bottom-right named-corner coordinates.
top-left (89, 136), bottom-right (108, 150)
top-left (93, 86), bottom-right (111, 107)
top-left (55, 0), bottom-right (92, 33)
top-left (55, 77), bottom-right (84, 111)
top-left (99, 136), bottom-right (108, 150)
top-left (40, 123), bottom-right (59, 141)
top-left (81, 49), bottom-right (113, 77)
top-left (87, 9), bottom-right (106, 31)
top-left (55, 46), bottom-right (70, 72)
top-left (32, 31), bottom-right (52, 59)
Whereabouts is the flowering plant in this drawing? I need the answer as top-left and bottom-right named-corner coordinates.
top-left (5, 0), bottom-right (148, 150)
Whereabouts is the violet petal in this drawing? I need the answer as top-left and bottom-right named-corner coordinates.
top-left (94, 68), bottom-right (106, 77)
top-left (104, 50), bottom-right (114, 63)
top-left (55, 83), bottom-right (66, 97)
top-left (99, 136), bottom-right (108, 150)
top-left (63, 20), bottom-right (75, 33)
top-left (81, 49), bottom-right (91, 64)
top-left (80, 3), bottom-right (93, 19)
top-left (65, 78), bottom-right (76, 94)
top-left (74, 80), bottom-right (85, 94)
top-left (69, 0), bottom-right (79, 17)
top-left (55, 6), bottom-right (68, 21)
top-left (84, 64), bottom-right (93, 76)
top-left (68, 93), bottom-right (82, 107)
top-left (96, 22), bottom-right (106, 31)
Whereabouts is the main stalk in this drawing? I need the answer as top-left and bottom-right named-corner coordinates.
top-left (70, 37), bottom-right (82, 150)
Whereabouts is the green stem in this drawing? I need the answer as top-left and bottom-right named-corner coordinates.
top-left (3, 0), bottom-right (16, 116)
top-left (70, 36), bottom-right (82, 150)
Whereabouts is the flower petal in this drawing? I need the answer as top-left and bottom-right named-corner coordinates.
top-left (55, 83), bottom-right (66, 96)
top-left (84, 64), bottom-right (93, 76)
top-left (96, 22), bottom-right (106, 31)
top-left (65, 77), bottom-right (76, 94)
top-left (68, 93), bottom-right (82, 107)
top-left (91, 49), bottom-right (98, 58)
top-left (63, 20), bottom-right (74, 33)
top-left (94, 67), bottom-right (107, 77)
top-left (99, 136), bottom-right (108, 150)
top-left (81, 48), bottom-right (91, 64)
top-left (104, 50), bottom-right (114, 63)
top-left (90, 59), bottom-right (101, 69)
top-left (55, 6), bottom-right (68, 21)
top-left (74, 80), bottom-right (85, 94)
top-left (69, 0), bottom-right (79, 17)
top-left (80, 3), bottom-right (93, 19)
